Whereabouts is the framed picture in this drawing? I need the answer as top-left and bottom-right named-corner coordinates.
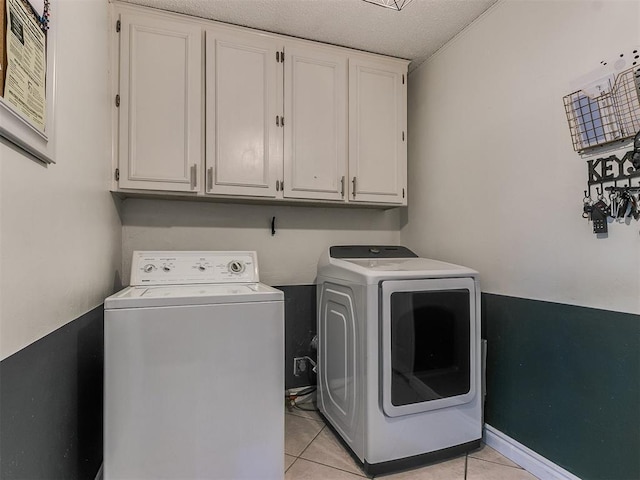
top-left (0, 0), bottom-right (56, 164)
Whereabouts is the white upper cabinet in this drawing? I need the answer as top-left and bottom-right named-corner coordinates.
top-left (117, 13), bottom-right (202, 192)
top-left (205, 29), bottom-right (281, 197)
top-left (348, 57), bottom-right (407, 205)
top-left (283, 45), bottom-right (348, 201)
top-left (112, 3), bottom-right (408, 206)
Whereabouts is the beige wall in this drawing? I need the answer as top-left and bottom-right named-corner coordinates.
top-left (5, 0), bottom-right (637, 361)
top-left (0, 0), bottom-right (122, 359)
top-left (121, 199), bottom-right (401, 286)
top-left (402, 0), bottom-right (640, 314)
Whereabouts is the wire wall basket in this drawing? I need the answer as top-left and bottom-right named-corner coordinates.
top-left (563, 66), bottom-right (640, 152)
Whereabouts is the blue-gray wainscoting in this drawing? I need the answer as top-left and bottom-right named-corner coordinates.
top-left (483, 293), bottom-right (640, 480)
top-left (0, 305), bottom-right (104, 480)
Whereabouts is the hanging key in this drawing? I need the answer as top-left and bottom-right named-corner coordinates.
top-left (609, 192), bottom-right (619, 218)
top-left (629, 193), bottom-right (640, 220)
top-left (618, 192), bottom-right (630, 218)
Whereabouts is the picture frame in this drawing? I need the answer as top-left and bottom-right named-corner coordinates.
top-left (0, 0), bottom-right (56, 164)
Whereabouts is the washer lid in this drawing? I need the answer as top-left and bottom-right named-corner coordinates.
top-left (104, 283), bottom-right (283, 309)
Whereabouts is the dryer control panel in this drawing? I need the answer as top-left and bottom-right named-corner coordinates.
top-left (130, 251), bottom-right (259, 286)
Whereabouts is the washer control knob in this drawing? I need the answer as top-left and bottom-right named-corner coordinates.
top-left (143, 264), bottom-right (156, 273)
top-left (198, 265), bottom-right (206, 272)
top-left (162, 266), bottom-right (171, 272)
top-left (228, 260), bottom-right (245, 274)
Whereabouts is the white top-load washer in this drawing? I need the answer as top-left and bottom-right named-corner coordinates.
top-left (317, 245), bottom-right (482, 476)
top-left (104, 251), bottom-right (284, 480)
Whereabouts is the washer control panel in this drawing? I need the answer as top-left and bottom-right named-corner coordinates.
top-left (130, 251), bottom-right (259, 286)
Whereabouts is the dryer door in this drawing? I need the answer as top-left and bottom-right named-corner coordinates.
top-left (380, 277), bottom-right (478, 417)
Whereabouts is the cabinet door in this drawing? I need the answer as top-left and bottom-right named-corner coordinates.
top-left (349, 58), bottom-right (407, 204)
top-left (205, 30), bottom-right (280, 197)
top-left (118, 14), bottom-right (202, 192)
top-left (283, 45), bottom-right (347, 201)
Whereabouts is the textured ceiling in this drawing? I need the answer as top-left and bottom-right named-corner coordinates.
top-left (119, 0), bottom-right (498, 71)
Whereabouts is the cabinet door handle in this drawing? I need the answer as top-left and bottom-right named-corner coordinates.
top-left (352, 177), bottom-right (357, 198)
top-left (276, 180), bottom-right (280, 191)
top-left (190, 164), bottom-right (197, 190)
top-left (207, 167), bottom-right (213, 191)
top-left (341, 176), bottom-right (345, 197)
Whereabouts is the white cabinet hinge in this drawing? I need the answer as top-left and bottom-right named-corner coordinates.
top-left (115, 168), bottom-right (120, 181)
top-left (115, 94), bottom-right (120, 107)
top-left (116, 20), bottom-right (121, 32)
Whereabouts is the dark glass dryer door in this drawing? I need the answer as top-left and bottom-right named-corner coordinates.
top-left (380, 277), bottom-right (478, 417)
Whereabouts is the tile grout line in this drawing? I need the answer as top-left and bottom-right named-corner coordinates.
top-left (298, 456), bottom-right (369, 479)
top-left (293, 423), bottom-right (369, 478)
top-left (285, 410), bottom-right (325, 475)
top-left (297, 424), bottom-right (326, 459)
top-left (285, 410), bottom-right (324, 423)
top-left (300, 419), bottom-right (371, 479)
top-left (285, 456), bottom-right (295, 474)
top-left (464, 453), bottom-right (468, 479)
top-left (467, 456), bottom-right (527, 470)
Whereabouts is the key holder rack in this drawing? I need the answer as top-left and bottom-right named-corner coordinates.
top-left (582, 130), bottom-right (640, 234)
top-left (567, 48), bottom-right (640, 235)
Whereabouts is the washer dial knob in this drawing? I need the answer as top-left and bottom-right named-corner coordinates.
top-left (143, 264), bottom-right (156, 273)
top-left (228, 260), bottom-right (245, 274)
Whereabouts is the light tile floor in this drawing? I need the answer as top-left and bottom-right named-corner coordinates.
top-left (284, 403), bottom-right (539, 480)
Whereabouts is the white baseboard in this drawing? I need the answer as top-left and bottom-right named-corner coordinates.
top-left (483, 424), bottom-right (581, 480)
top-left (95, 463), bottom-right (103, 480)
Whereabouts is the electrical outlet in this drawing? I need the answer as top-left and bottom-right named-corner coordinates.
top-left (293, 357), bottom-right (307, 376)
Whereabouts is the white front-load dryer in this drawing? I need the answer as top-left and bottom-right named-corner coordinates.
top-left (104, 251), bottom-right (284, 480)
top-left (317, 245), bottom-right (482, 476)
